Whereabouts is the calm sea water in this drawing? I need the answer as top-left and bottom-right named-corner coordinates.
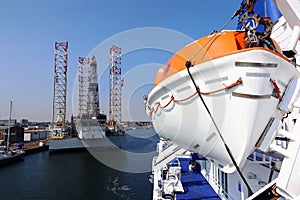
top-left (0, 129), bottom-right (159, 200)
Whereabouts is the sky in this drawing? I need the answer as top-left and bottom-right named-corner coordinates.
top-left (0, 0), bottom-right (242, 122)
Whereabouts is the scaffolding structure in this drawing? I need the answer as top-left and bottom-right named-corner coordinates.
top-left (87, 56), bottom-right (100, 116)
top-left (109, 45), bottom-right (123, 125)
top-left (52, 41), bottom-right (68, 127)
top-left (78, 56), bottom-right (100, 118)
top-left (78, 57), bottom-right (90, 117)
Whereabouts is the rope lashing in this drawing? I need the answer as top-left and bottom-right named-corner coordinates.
top-left (270, 79), bottom-right (282, 101)
top-left (149, 77), bottom-right (243, 117)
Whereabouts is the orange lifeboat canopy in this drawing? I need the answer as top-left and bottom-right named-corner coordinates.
top-left (154, 31), bottom-right (282, 87)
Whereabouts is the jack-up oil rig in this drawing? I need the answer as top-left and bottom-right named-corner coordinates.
top-left (106, 45), bottom-right (124, 135)
top-left (49, 43), bottom-right (125, 151)
top-left (50, 41), bottom-right (71, 139)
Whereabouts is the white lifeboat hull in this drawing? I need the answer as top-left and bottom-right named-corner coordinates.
top-left (146, 49), bottom-right (299, 173)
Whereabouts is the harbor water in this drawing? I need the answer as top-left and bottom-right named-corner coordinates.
top-left (0, 128), bottom-right (159, 200)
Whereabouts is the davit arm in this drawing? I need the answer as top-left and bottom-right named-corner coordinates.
top-left (273, 0), bottom-right (300, 56)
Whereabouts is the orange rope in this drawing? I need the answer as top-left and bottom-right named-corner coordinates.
top-left (270, 79), bottom-right (282, 101)
top-left (149, 77), bottom-right (243, 117)
top-left (173, 92), bottom-right (198, 103)
top-left (160, 96), bottom-right (174, 108)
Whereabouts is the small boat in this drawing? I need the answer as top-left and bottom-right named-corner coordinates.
top-left (0, 101), bottom-right (25, 166)
top-left (0, 146), bottom-right (25, 166)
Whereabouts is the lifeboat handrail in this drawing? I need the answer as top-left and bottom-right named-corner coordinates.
top-left (149, 77), bottom-right (243, 117)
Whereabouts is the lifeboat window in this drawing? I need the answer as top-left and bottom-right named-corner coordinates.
top-left (176, 86), bottom-right (191, 93)
top-left (161, 94), bottom-right (169, 101)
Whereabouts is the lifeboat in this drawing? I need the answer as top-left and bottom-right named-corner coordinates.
top-left (146, 29), bottom-right (300, 173)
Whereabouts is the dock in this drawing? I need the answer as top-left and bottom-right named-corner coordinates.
top-left (14, 141), bottom-right (49, 156)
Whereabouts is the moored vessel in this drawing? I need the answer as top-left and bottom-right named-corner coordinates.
top-left (0, 101), bottom-right (25, 166)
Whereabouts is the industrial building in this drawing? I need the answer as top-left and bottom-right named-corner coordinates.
top-left (0, 119), bottom-right (17, 126)
top-left (0, 126), bottom-right (24, 144)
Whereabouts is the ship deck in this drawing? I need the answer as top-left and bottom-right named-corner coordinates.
top-left (175, 157), bottom-right (220, 200)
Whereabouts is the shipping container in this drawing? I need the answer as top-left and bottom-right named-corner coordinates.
top-left (31, 132), bottom-right (40, 141)
top-left (24, 130), bottom-right (49, 141)
top-left (24, 133), bottom-right (31, 142)
top-left (39, 131), bottom-right (48, 140)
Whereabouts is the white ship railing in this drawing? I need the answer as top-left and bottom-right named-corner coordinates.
top-left (204, 171), bottom-right (236, 200)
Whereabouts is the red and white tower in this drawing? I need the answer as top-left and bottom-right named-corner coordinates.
top-left (52, 41), bottom-right (68, 127)
top-left (109, 45), bottom-right (123, 125)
